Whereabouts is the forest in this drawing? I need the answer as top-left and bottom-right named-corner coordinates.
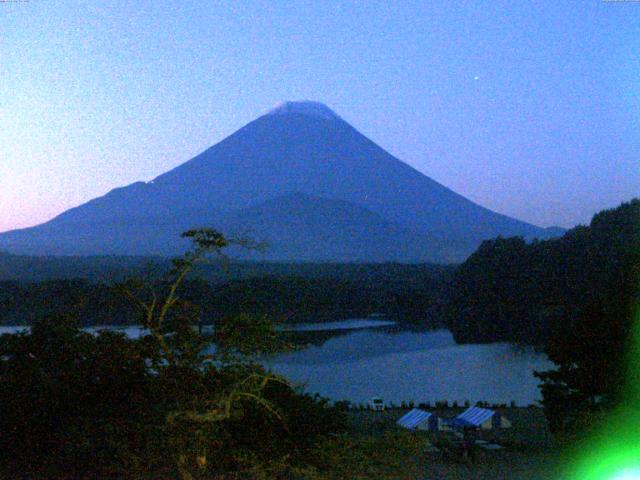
top-left (446, 199), bottom-right (639, 346)
top-left (0, 263), bottom-right (452, 327)
top-left (0, 229), bottom-right (430, 479)
top-left (446, 199), bottom-right (640, 438)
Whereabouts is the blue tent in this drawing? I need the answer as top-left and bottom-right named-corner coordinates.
top-left (396, 408), bottom-right (441, 432)
top-left (452, 406), bottom-right (511, 430)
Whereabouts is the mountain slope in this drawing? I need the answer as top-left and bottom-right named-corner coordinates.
top-left (0, 101), bottom-right (561, 261)
top-left (218, 193), bottom-right (465, 263)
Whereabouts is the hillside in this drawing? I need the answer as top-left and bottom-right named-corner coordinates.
top-left (445, 198), bottom-right (640, 345)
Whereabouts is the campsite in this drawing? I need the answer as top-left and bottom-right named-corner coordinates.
top-left (349, 405), bottom-right (561, 479)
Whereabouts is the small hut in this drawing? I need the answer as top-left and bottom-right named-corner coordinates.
top-left (396, 408), bottom-right (443, 432)
top-left (453, 406), bottom-right (511, 430)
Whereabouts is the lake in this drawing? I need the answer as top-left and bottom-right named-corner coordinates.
top-left (264, 322), bottom-right (552, 407)
top-left (0, 320), bottom-right (551, 406)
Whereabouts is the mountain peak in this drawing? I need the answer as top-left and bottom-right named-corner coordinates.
top-left (0, 100), bottom-right (558, 260)
top-left (266, 101), bottom-right (341, 121)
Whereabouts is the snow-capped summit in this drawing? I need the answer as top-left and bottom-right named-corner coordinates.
top-left (266, 101), bottom-right (341, 121)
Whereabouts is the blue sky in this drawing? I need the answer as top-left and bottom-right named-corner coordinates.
top-left (1, 0), bottom-right (638, 232)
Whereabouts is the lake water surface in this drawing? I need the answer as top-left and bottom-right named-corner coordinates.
top-left (265, 324), bottom-right (551, 407)
top-left (0, 320), bottom-right (551, 406)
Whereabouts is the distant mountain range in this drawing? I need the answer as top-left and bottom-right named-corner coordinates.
top-left (0, 101), bottom-right (563, 262)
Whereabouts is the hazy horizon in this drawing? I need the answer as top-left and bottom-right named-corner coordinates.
top-left (2, 1), bottom-right (639, 233)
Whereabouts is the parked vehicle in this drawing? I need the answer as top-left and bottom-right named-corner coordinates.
top-left (368, 397), bottom-right (385, 411)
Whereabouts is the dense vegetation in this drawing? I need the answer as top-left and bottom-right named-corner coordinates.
top-left (445, 199), bottom-right (639, 346)
top-left (0, 230), bottom-right (433, 479)
top-left (0, 252), bottom-right (452, 283)
top-left (536, 201), bottom-right (640, 438)
top-left (0, 264), bottom-right (451, 327)
top-left (447, 199), bottom-right (640, 437)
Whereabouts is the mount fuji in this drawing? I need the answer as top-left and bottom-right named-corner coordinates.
top-left (0, 101), bottom-right (561, 262)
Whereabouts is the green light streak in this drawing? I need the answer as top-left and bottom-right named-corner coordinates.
top-left (611, 469), bottom-right (640, 480)
top-left (566, 306), bottom-right (640, 480)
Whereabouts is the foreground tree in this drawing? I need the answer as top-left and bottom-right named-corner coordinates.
top-left (0, 315), bottom-right (157, 477)
top-left (445, 199), bottom-right (640, 437)
top-left (445, 236), bottom-right (547, 344)
top-left (0, 229), bottom-right (344, 479)
top-left (534, 200), bottom-right (640, 437)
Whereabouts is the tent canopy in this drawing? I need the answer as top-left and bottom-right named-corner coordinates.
top-left (397, 408), bottom-right (432, 429)
top-left (454, 406), bottom-right (496, 427)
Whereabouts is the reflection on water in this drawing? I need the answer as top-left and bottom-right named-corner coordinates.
top-left (0, 319), bottom-right (389, 339)
top-left (0, 325), bottom-right (216, 340)
top-left (0, 326), bottom-right (30, 336)
top-left (265, 329), bottom-right (551, 406)
top-left (0, 323), bottom-right (550, 406)
top-left (279, 319), bottom-right (396, 332)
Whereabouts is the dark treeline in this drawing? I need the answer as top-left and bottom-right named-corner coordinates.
top-left (0, 264), bottom-right (453, 327)
top-left (0, 253), bottom-right (165, 283)
top-left (206, 272), bottom-right (448, 324)
top-left (0, 253), bottom-right (452, 283)
top-left (445, 199), bottom-right (640, 346)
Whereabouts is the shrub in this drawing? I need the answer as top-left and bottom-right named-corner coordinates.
top-left (296, 431), bottom-right (428, 480)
